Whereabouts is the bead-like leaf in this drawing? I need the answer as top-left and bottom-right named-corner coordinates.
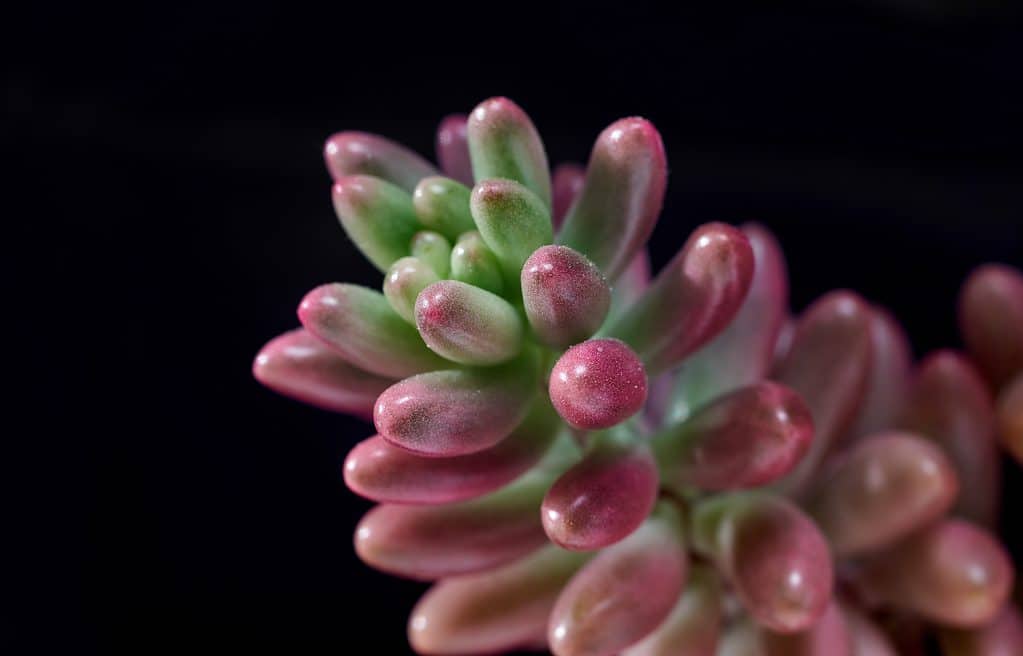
top-left (808, 432), bottom-right (958, 557)
top-left (410, 230), bottom-right (452, 277)
top-left (331, 175), bottom-right (423, 271)
top-left (522, 245), bottom-right (611, 348)
top-left (374, 356), bottom-right (537, 456)
top-left (604, 223), bottom-right (755, 375)
top-left (252, 328), bottom-right (393, 418)
top-left (470, 178), bottom-right (554, 286)
top-left (324, 131), bottom-right (437, 192)
top-left (621, 565), bottom-right (722, 656)
top-left (549, 338), bottom-right (648, 430)
top-left (548, 501), bottom-right (689, 656)
top-left (653, 382), bottom-right (814, 492)
top-left (298, 283), bottom-right (448, 378)
top-left (557, 118), bottom-right (667, 280)
top-left (434, 114), bottom-right (473, 186)
top-left (383, 257), bottom-right (439, 323)
top-left (449, 231), bottom-right (504, 295)
top-left (841, 307), bottom-right (912, 442)
top-left (760, 599), bottom-right (851, 656)
top-left (412, 176), bottom-right (475, 240)
top-left (414, 280), bottom-right (523, 365)
top-left (467, 97), bottom-right (551, 207)
top-left (959, 263), bottom-right (1023, 390)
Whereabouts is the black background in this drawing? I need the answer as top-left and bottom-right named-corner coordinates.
top-left (11, 1), bottom-right (1023, 653)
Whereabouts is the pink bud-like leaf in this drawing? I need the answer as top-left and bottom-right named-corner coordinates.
top-left (771, 290), bottom-right (873, 497)
top-left (557, 118), bottom-right (667, 280)
top-left (252, 328), bottom-right (393, 418)
top-left (298, 283), bottom-right (447, 378)
top-left (522, 245), bottom-right (611, 348)
top-left (809, 432), bottom-right (958, 558)
top-left (841, 307), bottom-right (912, 442)
top-left (761, 599), bottom-right (851, 656)
top-left (855, 519), bottom-right (1013, 628)
top-left (693, 493), bottom-right (833, 634)
top-left (467, 97), bottom-right (551, 207)
top-left (549, 338), bottom-right (648, 430)
top-left (605, 223), bottom-right (755, 375)
top-left (548, 501), bottom-right (689, 656)
top-left (414, 280), bottom-right (523, 366)
top-left (331, 175), bottom-right (423, 271)
top-left (654, 382), bottom-right (814, 492)
top-left (959, 263), bottom-right (1023, 390)
top-left (324, 131), bottom-right (437, 192)
top-left (344, 401), bottom-right (559, 504)
top-left (354, 467), bottom-right (552, 580)
top-left (667, 223), bottom-right (789, 424)
top-left (435, 114), bottom-right (473, 186)
top-left (374, 357), bottom-right (537, 456)
top-left (408, 545), bottom-right (591, 655)
top-left (621, 565), bottom-right (722, 656)
top-left (552, 162), bottom-right (585, 231)
top-left (899, 350), bottom-right (1000, 526)
top-left (542, 437), bottom-right (658, 551)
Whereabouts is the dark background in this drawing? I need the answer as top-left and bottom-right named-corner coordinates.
top-left (11, 1), bottom-right (1023, 653)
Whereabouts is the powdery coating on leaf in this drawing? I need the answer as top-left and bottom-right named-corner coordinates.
top-left (449, 230), bottom-right (505, 295)
top-left (605, 223), bottom-right (755, 374)
top-left (384, 257), bottom-right (440, 323)
top-left (467, 97), bottom-right (552, 207)
top-left (410, 231), bottom-right (452, 278)
top-left (657, 381), bottom-right (814, 491)
top-left (809, 431), bottom-right (958, 558)
top-left (856, 519), bottom-right (1014, 628)
top-left (252, 328), bottom-right (393, 419)
top-left (414, 280), bottom-right (523, 365)
top-left (551, 163), bottom-right (585, 231)
top-left (470, 178), bottom-right (554, 283)
top-left (374, 364), bottom-right (535, 456)
top-left (324, 131), bottom-right (438, 192)
top-left (997, 373), bottom-right (1023, 464)
top-left (412, 176), bottom-right (475, 240)
top-left (522, 245), bottom-right (611, 348)
top-left (435, 114), bottom-right (473, 187)
top-left (899, 350), bottom-right (1000, 527)
top-left (557, 117), bottom-right (667, 280)
top-left (548, 503), bottom-right (688, 656)
top-left (408, 546), bottom-right (590, 655)
top-left (959, 263), bottom-right (1023, 390)
top-left (549, 339), bottom-right (648, 430)
top-left (541, 442), bottom-right (658, 551)
top-left (331, 175), bottom-right (423, 272)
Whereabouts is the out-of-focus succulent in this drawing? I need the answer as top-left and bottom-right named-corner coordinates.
top-left (254, 97), bottom-right (1021, 655)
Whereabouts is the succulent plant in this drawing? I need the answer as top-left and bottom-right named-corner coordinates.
top-left (253, 97), bottom-right (1021, 655)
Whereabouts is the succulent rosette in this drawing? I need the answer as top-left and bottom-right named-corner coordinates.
top-left (254, 97), bottom-right (1020, 655)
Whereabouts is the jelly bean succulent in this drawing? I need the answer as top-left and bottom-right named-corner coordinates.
top-left (253, 97), bottom-right (1022, 655)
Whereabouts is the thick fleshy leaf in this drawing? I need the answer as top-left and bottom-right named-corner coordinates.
top-left (354, 467), bottom-right (553, 580)
top-left (843, 603), bottom-right (898, 656)
top-left (842, 308), bottom-right (912, 442)
top-left (622, 565), bottom-right (722, 656)
top-left (410, 230), bottom-right (452, 277)
top-left (959, 263), bottom-right (1023, 390)
top-left (608, 249), bottom-right (651, 320)
top-left (383, 257), bottom-right (439, 323)
top-left (467, 97), bottom-right (551, 206)
top-left (997, 372), bottom-right (1023, 464)
top-left (855, 519), bottom-right (1013, 628)
top-left (761, 599), bottom-right (851, 656)
top-left (298, 283), bottom-right (447, 378)
top-left (408, 545), bottom-right (591, 655)
top-left (653, 382), bottom-right (814, 492)
top-left (939, 604), bottom-right (1023, 656)
top-left (552, 162), bottom-right (585, 230)
top-left (809, 432), bottom-right (958, 558)
top-left (324, 131), bottom-right (437, 192)
top-left (557, 117), bottom-right (667, 280)
top-left (414, 280), bottom-right (523, 365)
top-left (331, 175), bottom-right (422, 271)
top-left (412, 176), bottom-right (475, 240)
top-left (470, 178), bottom-right (554, 285)
top-left (548, 501), bottom-right (688, 656)
top-left (900, 350), bottom-right (1000, 526)
top-left (434, 114), bottom-right (473, 186)
top-left (693, 493), bottom-right (833, 634)
top-left (771, 291), bottom-right (873, 497)
top-left (666, 223), bottom-right (788, 424)
top-left (549, 338), bottom-right (648, 430)
top-left (252, 328), bottom-right (393, 418)
top-left (717, 617), bottom-right (762, 656)
top-left (542, 436), bottom-right (658, 551)
top-left (522, 245), bottom-right (611, 348)
top-left (374, 356), bottom-right (537, 456)
top-left (449, 231), bottom-right (504, 295)
top-left (344, 401), bottom-right (560, 504)
top-left (604, 223), bottom-right (755, 375)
